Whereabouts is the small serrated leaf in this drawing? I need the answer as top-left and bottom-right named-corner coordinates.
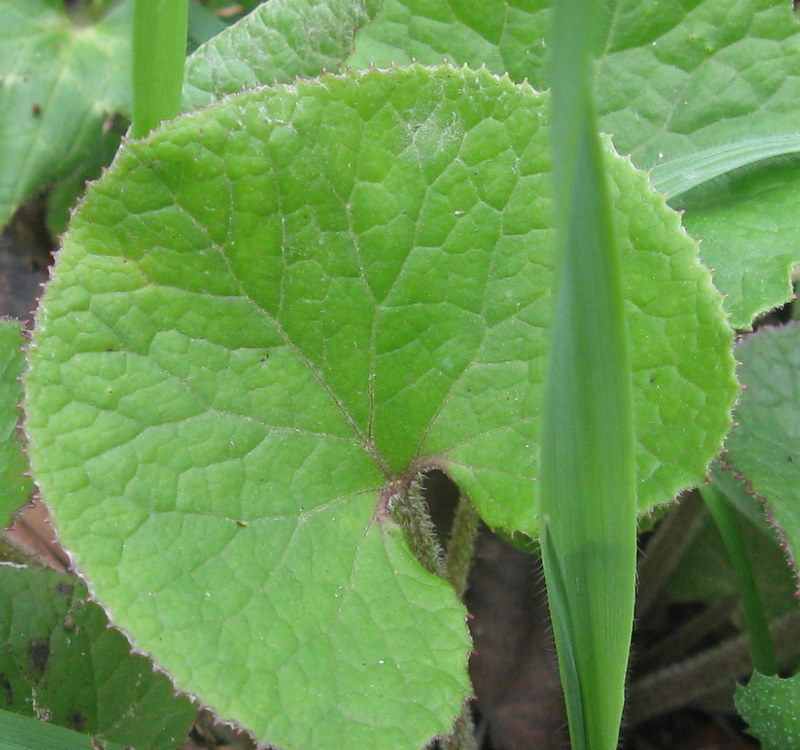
top-left (736, 671), bottom-right (800, 750)
top-left (724, 322), bottom-right (800, 589)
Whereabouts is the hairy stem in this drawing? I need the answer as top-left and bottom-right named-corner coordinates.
top-left (636, 491), bottom-right (706, 619)
top-left (445, 497), bottom-right (480, 600)
top-left (628, 608), bottom-right (800, 723)
top-left (389, 477), bottom-right (445, 579)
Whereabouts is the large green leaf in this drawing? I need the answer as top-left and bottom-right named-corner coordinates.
top-left (25, 66), bottom-right (735, 749)
top-left (354, 0), bottom-right (800, 327)
top-left (724, 322), bottom-right (800, 589)
top-left (0, 0), bottom-right (132, 230)
top-left (736, 671), bottom-right (800, 750)
top-left (0, 564), bottom-right (196, 748)
top-left (0, 319), bottom-right (33, 526)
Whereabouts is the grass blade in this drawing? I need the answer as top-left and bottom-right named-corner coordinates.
top-left (132, 0), bottom-right (189, 138)
top-left (0, 708), bottom-right (128, 750)
top-left (649, 135), bottom-right (800, 201)
top-left (701, 483), bottom-right (777, 676)
top-left (539, 0), bottom-right (638, 748)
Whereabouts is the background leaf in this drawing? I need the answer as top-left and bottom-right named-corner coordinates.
top-left (0, 707), bottom-right (129, 750)
top-left (736, 671), bottom-right (800, 750)
top-left (666, 466), bottom-right (798, 618)
top-left (0, 563), bottom-right (196, 749)
top-left (0, 0), bottom-right (132, 230)
top-left (724, 322), bottom-right (800, 589)
top-left (677, 159), bottom-right (800, 328)
top-left (349, 0), bottom-right (800, 326)
top-left (25, 66), bottom-right (735, 749)
top-left (183, 0), bottom-right (382, 109)
top-left (0, 319), bottom-right (33, 527)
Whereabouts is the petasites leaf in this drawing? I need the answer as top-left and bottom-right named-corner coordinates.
top-left (0, 319), bottom-right (32, 526)
top-left (736, 671), bottom-right (800, 750)
top-left (183, 0), bottom-right (382, 109)
top-left (25, 66), bottom-right (735, 749)
top-left (187, 0), bottom-right (800, 326)
top-left (677, 158), bottom-right (800, 328)
top-left (0, 564), bottom-right (196, 748)
top-left (350, 0), bottom-right (800, 326)
top-left (0, 0), bottom-right (132, 230)
top-left (724, 323), bottom-right (800, 588)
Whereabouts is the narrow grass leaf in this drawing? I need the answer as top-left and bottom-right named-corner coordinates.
top-left (0, 708), bottom-right (128, 750)
top-left (539, 0), bottom-right (638, 748)
top-left (649, 135), bottom-right (800, 201)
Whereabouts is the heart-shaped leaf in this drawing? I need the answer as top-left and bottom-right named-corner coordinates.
top-left (25, 66), bottom-right (735, 749)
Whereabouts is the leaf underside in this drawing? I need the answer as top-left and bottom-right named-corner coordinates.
top-left (25, 67), bottom-right (735, 750)
top-left (666, 464), bottom-right (798, 618)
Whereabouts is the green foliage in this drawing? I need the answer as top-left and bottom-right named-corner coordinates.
top-left (24, 63), bottom-right (735, 748)
top-left (0, 0), bottom-right (132, 230)
top-left (736, 672), bottom-right (800, 750)
top-left (8, 1), bottom-right (800, 748)
top-left (538, 0), bottom-right (636, 747)
top-left (724, 323), bottom-right (800, 589)
top-left (0, 564), bottom-right (196, 748)
top-left (0, 708), bottom-right (128, 750)
top-left (183, 0), bottom-right (381, 108)
top-left (350, 0), bottom-right (800, 326)
top-left (0, 320), bottom-right (32, 526)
